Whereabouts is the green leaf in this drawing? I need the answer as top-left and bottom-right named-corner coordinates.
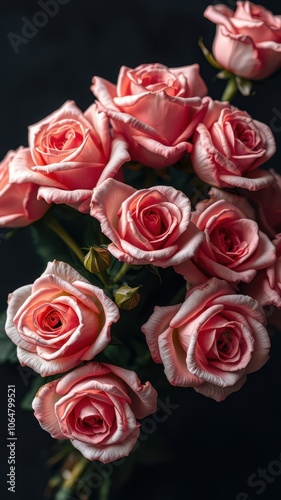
top-left (102, 343), bottom-right (132, 366)
top-left (235, 76), bottom-right (254, 96)
top-left (198, 37), bottom-right (223, 70)
top-left (215, 70), bottom-right (232, 80)
top-left (0, 311), bottom-right (17, 364)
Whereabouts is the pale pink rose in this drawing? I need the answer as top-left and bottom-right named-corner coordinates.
top-left (191, 99), bottom-right (275, 191)
top-left (32, 362), bottom-right (158, 463)
top-left (175, 196), bottom-right (276, 285)
top-left (90, 178), bottom-right (204, 267)
top-left (208, 186), bottom-right (256, 220)
top-left (246, 169), bottom-right (281, 238)
top-left (141, 277), bottom-right (270, 402)
top-left (91, 63), bottom-right (208, 168)
top-left (0, 149), bottom-right (49, 227)
top-left (8, 101), bottom-right (130, 213)
top-left (5, 260), bottom-right (120, 377)
top-left (242, 234), bottom-right (281, 310)
top-left (204, 2), bottom-right (281, 80)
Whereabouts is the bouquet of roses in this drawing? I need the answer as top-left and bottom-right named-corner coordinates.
top-left (1, 1), bottom-right (281, 499)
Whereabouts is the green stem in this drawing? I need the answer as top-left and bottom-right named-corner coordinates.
top-left (45, 215), bottom-right (85, 264)
top-left (99, 477), bottom-right (112, 500)
top-left (3, 228), bottom-right (20, 240)
top-left (113, 262), bottom-right (131, 283)
top-left (97, 270), bottom-right (111, 289)
top-left (221, 77), bottom-right (238, 102)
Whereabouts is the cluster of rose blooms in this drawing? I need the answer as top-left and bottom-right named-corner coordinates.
top-left (2, 1), bottom-right (281, 465)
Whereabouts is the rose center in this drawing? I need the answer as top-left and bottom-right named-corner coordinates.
top-left (44, 127), bottom-right (83, 151)
top-left (217, 331), bottom-right (232, 355)
top-left (215, 227), bottom-right (240, 253)
top-left (79, 416), bottom-right (103, 430)
top-left (143, 208), bottom-right (166, 235)
top-left (233, 122), bottom-right (254, 147)
top-left (33, 303), bottom-right (68, 334)
top-left (46, 311), bottom-right (62, 329)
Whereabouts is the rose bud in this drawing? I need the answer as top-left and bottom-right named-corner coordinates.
top-left (114, 283), bottom-right (141, 310)
top-left (84, 245), bottom-right (111, 273)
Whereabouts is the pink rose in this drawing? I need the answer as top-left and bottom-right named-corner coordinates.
top-left (5, 260), bottom-right (120, 377)
top-left (90, 178), bottom-right (204, 267)
top-left (204, 1), bottom-right (281, 80)
top-left (91, 63), bottom-right (208, 168)
top-left (0, 149), bottom-right (49, 227)
top-left (8, 101), bottom-right (130, 213)
top-left (141, 277), bottom-right (270, 402)
top-left (246, 169), bottom-right (281, 238)
top-left (190, 99), bottom-right (275, 191)
top-left (32, 361), bottom-right (158, 463)
top-left (242, 234), bottom-right (281, 310)
top-left (207, 186), bottom-right (256, 219)
top-left (175, 196), bottom-right (276, 285)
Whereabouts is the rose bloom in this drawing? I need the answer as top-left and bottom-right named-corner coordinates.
top-left (8, 100), bottom-right (130, 213)
top-left (175, 195), bottom-right (276, 285)
top-left (5, 260), bottom-right (120, 377)
top-left (90, 178), bottom-right (204, 267)
top-left (204, 1), bottom-right (281, 80)
top-left (91, 63), bottom-right (208, 168)
top-left (0, 149), bottom-right (49, 227)
top-left (141, 277), bottom-right (270, 402)
top-left (190, 99), bottom-right (275, 191)
top-left (246, 169), bottom-right (281, 238)
top-left (242, 234), bottom-right (281, 310)
top-left (32, 362), bottom-right (158, 463)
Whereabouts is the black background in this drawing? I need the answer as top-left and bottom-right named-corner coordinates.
top-left (1, 1), bottom-right (281, 499)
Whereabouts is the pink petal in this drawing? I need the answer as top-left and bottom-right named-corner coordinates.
top-left (32, 380), bottom-right (65, 438)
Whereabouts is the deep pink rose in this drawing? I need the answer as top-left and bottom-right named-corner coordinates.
top-left (246, 169), bottom-right (281, 238)
top-left (32, 362), bottom-right (158, 463)
top-left (91, 63), bottom-right (208, 168)
top-left (0, 149), bottom-right (49, 227)
top-left (90, 178), bottom-right (204, 267)
top-left (141, 277), bottom-right (270, 402)
top-left (8, 101), bottom-right (130, 213)
top-left (190, 99), bottom-right (275, 191)
top-left (242, 234), bottom-right (281, 310)
top-left (5, 260), bottom-right (120, 377)
top-left (204, 1), bottom-right (281, 80)
top-left (175, 196), bottom-right (276, 285)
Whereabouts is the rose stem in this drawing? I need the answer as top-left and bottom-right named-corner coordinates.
top-left (61, 456), bottom-right (88, 490)
top-left (99, 476), bottom-right (112, 500)
top-left (113, 262), bottom-right (131, 283)
top-left (46, 214), bottom-right (111, 289)
top-left (221, 76), bottom-right (238, 102)
top-left (45, 214), bottom-right (85, 264)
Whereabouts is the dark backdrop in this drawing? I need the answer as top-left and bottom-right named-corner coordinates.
top-left (1, 1), bottom-right (281, 499)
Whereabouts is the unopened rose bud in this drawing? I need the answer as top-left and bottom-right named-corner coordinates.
top-left (83, 246), bottom-right (111, 273)
top-left (114, 283), bottom-right (141, 310)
